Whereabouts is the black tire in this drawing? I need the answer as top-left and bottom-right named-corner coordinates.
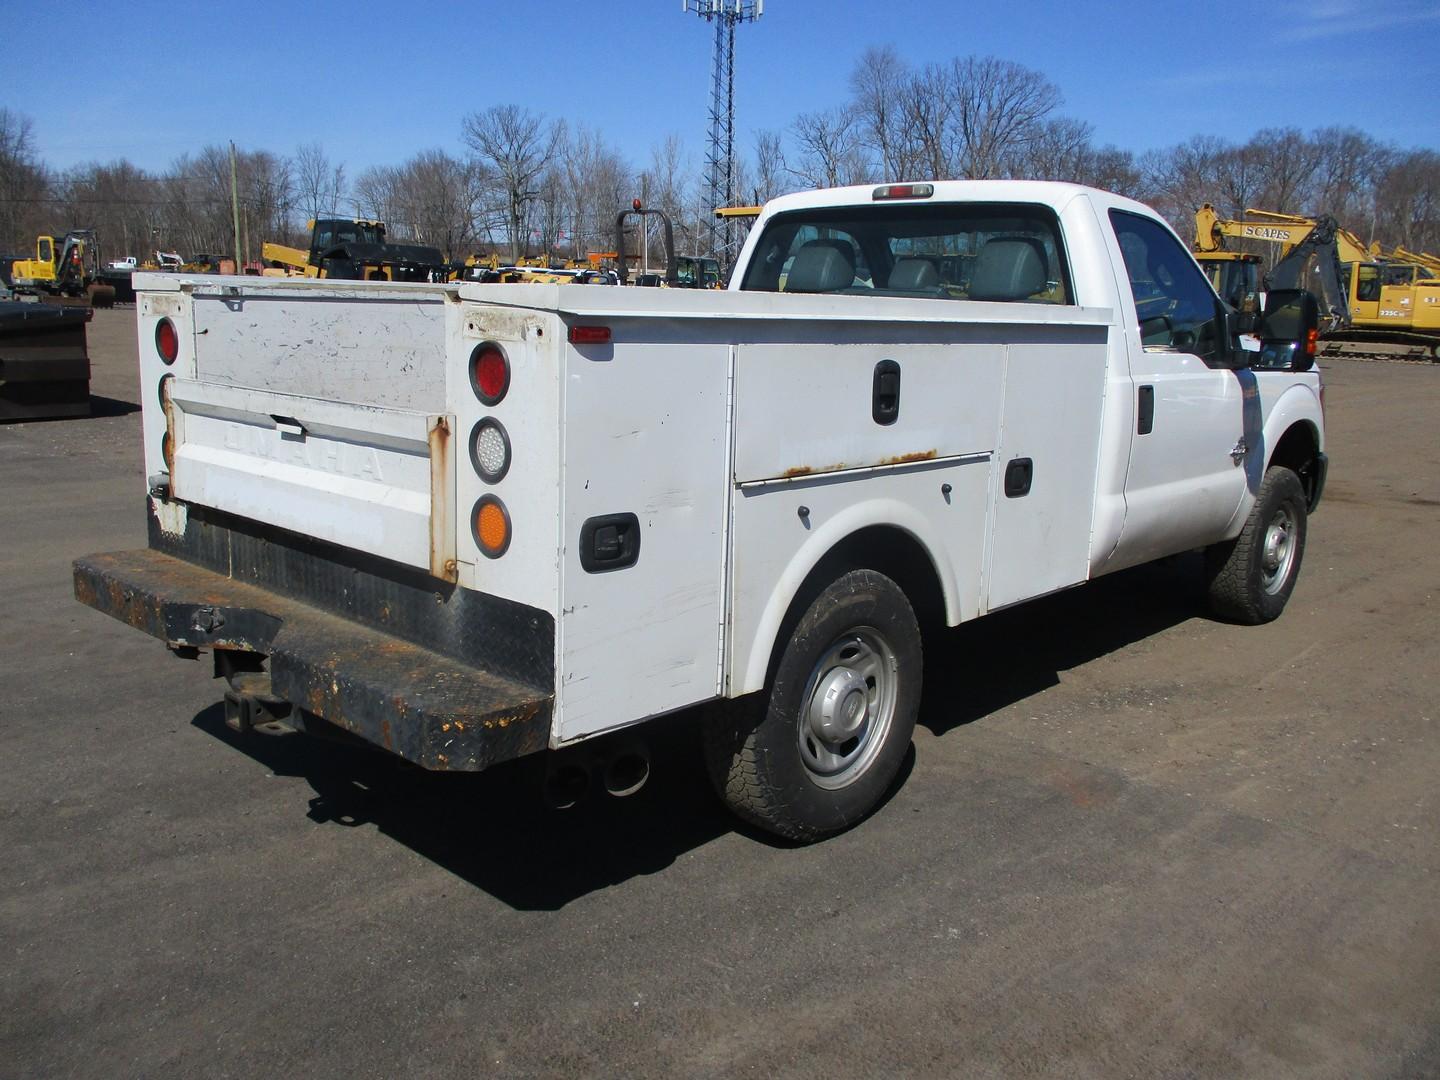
top-left (1206, 465), bottom-right (1308, 624)
top-left (702, 569), bottom-right (922, 842)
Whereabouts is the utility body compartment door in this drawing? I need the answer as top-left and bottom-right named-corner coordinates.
top-left (556, 331), bottom-right (731, 741)
top-left (167, 379), bottom-right (455, 580)
top-left (984, 337), bottom-right (1108, 611)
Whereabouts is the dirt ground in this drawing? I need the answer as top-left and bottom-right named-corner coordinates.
top-left (2, 306), bottom-right (1437, 1078)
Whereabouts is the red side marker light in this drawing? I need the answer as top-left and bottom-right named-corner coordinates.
top-left (568, 325), bottom-right (612, 345)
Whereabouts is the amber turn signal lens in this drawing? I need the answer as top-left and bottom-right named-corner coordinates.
top-left (472, 495), bottom-right (511, 558)
top-left (155, 318), bottom-right (179, 365)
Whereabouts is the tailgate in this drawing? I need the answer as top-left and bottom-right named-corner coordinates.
top-left (166, 284), bottom-right (455, 581)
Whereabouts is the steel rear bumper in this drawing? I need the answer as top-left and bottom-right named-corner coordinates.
top-left (73, 549), bottom-right (552, 771)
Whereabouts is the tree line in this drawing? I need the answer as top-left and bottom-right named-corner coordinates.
top-left (3, 49), bottom-right (1439, 267)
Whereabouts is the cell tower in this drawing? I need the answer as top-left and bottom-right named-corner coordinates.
top-left (685, 0), bottom-right (763, 265)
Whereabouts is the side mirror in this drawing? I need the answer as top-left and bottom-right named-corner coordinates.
top-left (1256, 288), bottom-right (1321, 372)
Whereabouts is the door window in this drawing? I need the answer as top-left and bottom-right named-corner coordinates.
top-left (1110, 210), bottom-right (1224, 364)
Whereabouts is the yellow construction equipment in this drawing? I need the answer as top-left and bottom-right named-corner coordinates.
top-left (262, 219), bottom-right (447, 281)
top-left (6, 230), bottom-right (114, 305)
top-left (1194, 205), bottom-right (1440, 359)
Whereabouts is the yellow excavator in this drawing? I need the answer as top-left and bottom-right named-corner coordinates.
top-left (5, 231), bottom-right (115, 306)
top-left (1194, 205), bottom-right (1440, 360)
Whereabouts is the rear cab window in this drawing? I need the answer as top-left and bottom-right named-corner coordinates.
top-left (739, 203), bottom-right (1073, 305)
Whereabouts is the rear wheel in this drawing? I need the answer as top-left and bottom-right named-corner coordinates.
top-left (1206, 465), bottom-right (1308, 624)
top-left (703, 569), bottom-right (922, 842)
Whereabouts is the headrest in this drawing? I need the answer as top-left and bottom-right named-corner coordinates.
top-left (785, 239), bottom-right (855, 293)
top-left (888, 257), bottom-right (940, 292)
top-left (968, 237), bottom-right (1048, 301)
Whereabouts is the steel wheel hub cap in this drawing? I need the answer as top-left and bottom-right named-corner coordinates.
top-left (809, 668), bottom-right (870, 742)
top-left (1261, 507), bottom-right (1297, 593)
top-left (797, 628), bottom-right (899, 789)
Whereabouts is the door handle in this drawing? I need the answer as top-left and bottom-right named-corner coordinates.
top-left (1137, 385), bottom-right (1155, 435)
top-left (872, 360), bottom-right (901, 425)
top-left (1004, 457), bottom-right (1033, 498)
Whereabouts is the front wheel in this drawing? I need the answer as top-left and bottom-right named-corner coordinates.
top-left (1206, 465), bottom-right (1308, 624)
top-left (703, 569), bottom-right (922, 842)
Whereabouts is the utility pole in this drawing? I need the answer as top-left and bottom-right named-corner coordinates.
top-left (229, 141), bottom-right (242, 273)
top-left (685, 0), bottom-right (762, 270)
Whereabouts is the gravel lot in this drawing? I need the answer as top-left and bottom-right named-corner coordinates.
top-left (2, 307), bottom-right (1437, 1078)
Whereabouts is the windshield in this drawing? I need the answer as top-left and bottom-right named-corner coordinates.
top-left (739, 202), bottom-right (1071, 304)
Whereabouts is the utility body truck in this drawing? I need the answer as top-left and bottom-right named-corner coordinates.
top-left (74, 181), bottom-right (1327, 840)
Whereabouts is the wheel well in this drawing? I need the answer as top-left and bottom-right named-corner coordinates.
top-left (765, 526), bottom-right (946, 685)
top-left (1269, 421), bottom-right (1321, 503)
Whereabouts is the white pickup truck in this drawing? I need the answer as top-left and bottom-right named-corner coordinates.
top-left (75, 180), bottom-right (1327, 841)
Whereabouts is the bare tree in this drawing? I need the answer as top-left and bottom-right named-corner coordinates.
top-left (1247, 127), bottom-right (1321, 213)
top-left (946, 56), bottom-right (1060, 178)
top-left (789, 107), bottom-right (865, 188)
top-left (1376, 150), bottom-right (1440, 251)
top-left (849, 45), bottom-right (912, 180)
top-left (750, 128), bottom-right (787, 203)
top-left (559, 126), bottom-right (630, 262)
top-left (1311, 127), bottom-right (1390, 236)
top-left (461, 105), bottom-right (558, 261)
top-left (293, 142), bottom-right (347, 225)
top-left (0, 108), bottom-right (50, 250)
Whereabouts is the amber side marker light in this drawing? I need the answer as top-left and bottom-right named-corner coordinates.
top-left (155, 318), bottom-right (179, 364)
top-left (472, 495), bottom-right (512, 558)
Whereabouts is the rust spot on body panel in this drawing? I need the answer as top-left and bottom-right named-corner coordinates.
top-left (881, 449), bottom-right (938, 466)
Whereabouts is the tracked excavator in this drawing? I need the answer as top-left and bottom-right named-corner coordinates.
top-left (5, 231), bottom-right (116, 307)
top-left (1195, 205), bottom-right (1440, 361)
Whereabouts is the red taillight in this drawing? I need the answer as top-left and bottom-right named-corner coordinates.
top-left (568, 325), bottom-right (611, 345)
top-left (873, 183), bottom-right (934, 201)
top-left (470, 343), bottom-right (509, 405)
top-left (155, 318), bottom-right (179, 365)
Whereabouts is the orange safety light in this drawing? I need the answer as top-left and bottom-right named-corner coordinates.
top-left (472, 495), bottom-right (511, 558)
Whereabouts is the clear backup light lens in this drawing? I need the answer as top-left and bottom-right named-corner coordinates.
top-left (155, 318), bottom-right (179, 364)
top-left (470, 418), bottom-right (511, 483)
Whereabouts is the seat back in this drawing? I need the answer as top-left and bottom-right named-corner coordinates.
top-left (888, 257), bottom-right (940, 292)
top-left (968, 237), bottom-right (1048, 301)
top-left (785, 239), bottom-right (855, 293)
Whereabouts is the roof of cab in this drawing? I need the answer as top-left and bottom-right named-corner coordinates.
top-left (754, 179), bottom-right (1156, 222)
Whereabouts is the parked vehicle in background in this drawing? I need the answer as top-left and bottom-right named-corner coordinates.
top-left (74, 180), bottom-right (1326, 842)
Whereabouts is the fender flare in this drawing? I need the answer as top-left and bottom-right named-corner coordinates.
top-left (734, 496), bottom-right (962, 696)
top-left (1224, 380), bottom-right (1324, 535)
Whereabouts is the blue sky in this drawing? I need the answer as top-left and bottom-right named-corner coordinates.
top-left (5, 0), bottom-right (1439, 179)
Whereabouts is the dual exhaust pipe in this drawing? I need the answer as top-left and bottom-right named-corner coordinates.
top-left (543, 737), bottom-right (650, 810)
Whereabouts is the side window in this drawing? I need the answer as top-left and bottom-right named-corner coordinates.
top-left (1110, 210), bottom-right (1224, 364)
top-left (1355, 264), bottom-right (1380, 302)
